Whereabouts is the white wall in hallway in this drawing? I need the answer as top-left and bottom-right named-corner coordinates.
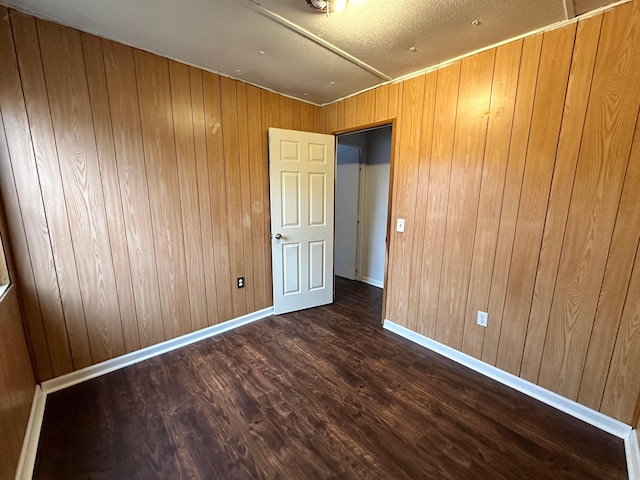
top-left (360, 127), bottom-right (391, 288)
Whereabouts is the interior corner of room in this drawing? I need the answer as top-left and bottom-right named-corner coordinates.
top-left (1, 0), bottom-right (640, 478)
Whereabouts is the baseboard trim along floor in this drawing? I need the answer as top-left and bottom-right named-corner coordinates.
top-left (17, 307), bottom-right (274, 480)
top-left (383, 319), bottom-right (639, 480)
top-left (41, 307), bottom-right (274, 395)
top-left (15, 310), bottom-right (637, 479)
top-left (15, 386), bottom-right (45, 480)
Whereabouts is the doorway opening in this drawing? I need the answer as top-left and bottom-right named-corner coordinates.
top-left (335, 124), bottom-right (392, 316)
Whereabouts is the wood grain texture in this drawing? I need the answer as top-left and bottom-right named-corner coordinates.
top-left (520, 14), bottom-right (602, 383)
top-left (236, 82), bottom-right (256, 313)
top-left (189, 67), bottom-right (220, 327)
top-left (386, 75), bottom-right (425, 327)
top-left (0, 89), bottom-right (52, 380)
top-left (135, 50), bottom-right (192, 340)
top-left (415, 63), bottom-right (461, 340)
top-left (495, 24), bottom-right (576, 376)
top-left (169, 60), bottom-right (209, 332)
top-left (203, 72), bottom-right (234, 322)
top-left (11, 11), bottom-right (92, 371)
top-left (357, 89), bottom-right (375, 126)
top-left (435, 49), bottom-right (495, 349)
top-left (461, 40), bottom-right (522, 359)
top-left (33, 279), bottom-right (627, 480)
top-left (601, 224), bottom-right (640, 423)
top-left (103, 40), bottom-right (165, 348)
top-left (374, 84), bottom-right (390, 122)
top-left (82, 33), bottom-right (141, 355)
top-left (38, 19), bottom-right (126, 364)
top-left (336, 100), bottom-right (346, 131)
top-left (300, 102), bottom-right (315, 132)
top-left (481, 34), bottom-right (543, 366)
top-left (260, 90), bottom-right (280, 305)
top-left (0, 286), bottom-right (36, 480)
top-left (344, 96), bottom-right (358, 130)
top-left (324, 101), bottom-right (338, 134)
top-left (579, 111), bottom-right (640, 411)
top-left (247, 85), bottom-right (267, 310)
top-left (538, 2), bottom-right (640, 399)
top-left (405, 72), bottom-right (437, 333)
top-left (291, 99), bottom-right (302, 130)
top-left (279, 96), bottom-right (294, 130)
top-left (220, 77), bottom-right (248, 318)
top-left (0, 9), bottom-right (71, 377)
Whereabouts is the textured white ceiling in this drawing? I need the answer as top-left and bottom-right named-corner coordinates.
top-left (2, 0), bottom-right (621, 104)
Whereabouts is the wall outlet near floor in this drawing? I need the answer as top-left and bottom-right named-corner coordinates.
top-left (237, 277), bottom-right (245, 288)
top-left (477, 310), bottom-right (488, 327)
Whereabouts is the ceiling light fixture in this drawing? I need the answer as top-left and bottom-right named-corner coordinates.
top-left (306, 0), bottom-right (348, 16)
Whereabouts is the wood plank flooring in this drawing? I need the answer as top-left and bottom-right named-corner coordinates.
top-left (34, 278), bottom-right (627, 479)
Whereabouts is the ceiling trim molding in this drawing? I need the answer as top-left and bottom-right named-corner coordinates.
top-left (320, 0), bottom-right (630, 106)
top-left (249, 0), bottom-right (392, 82)
top-left (0, 0), bottom-right (326, 105)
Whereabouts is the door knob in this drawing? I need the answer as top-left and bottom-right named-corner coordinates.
top-left (275, 233), bottom-right (283, 240)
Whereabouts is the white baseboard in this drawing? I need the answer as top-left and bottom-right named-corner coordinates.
top-left (626, 430), bottom-right (640, 480)
top-left (383, 319), bottom-right (632, 439)
top-left (15, 385), bottom-right (45, 480)
top-left (361, 276), bottom-right (384, 288)
top-left (42, 307), bottom-right (274, 395)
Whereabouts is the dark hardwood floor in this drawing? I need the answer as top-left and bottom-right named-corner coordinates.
top-left (34, 278), bottom-right (627, 479)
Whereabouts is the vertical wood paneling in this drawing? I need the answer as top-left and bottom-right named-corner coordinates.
top-left (0, 71), bottom-right (52, 379)
top-left (539, 2), bottom-right (640, 399)
top-left (481, 34), bottom-right (543, 365)
top-left (247, 85), bottom-right (267, 310)
top-left (582, 113), bottom-right (640, 412)
top-left (4, 4), bottom-right (640, 425)
top-left (234, 81), bottom-right (256, 313)
top-left (336, 100), bottom-right (345, 131)
top-left (203, 72), bottom-right (234, 321)
top-left (261, 90), bottom-right (280, 305)
top-left (103, 40), bottom-right (165, 348)
top-left (435, 50), bottom-right (495, 349)
top-left (0, 287), bottom-right (35, 479)
top-left (134, 50), bottom-right (191, 340)
top-left (415, 63), bottom-right (461, 339)
top-left (357, 89), bottom-right (375, 126)
top-left (386, 75), bottom-right (425, 325)
top-left (169, 60), bottom-right (208, 332)
top-left (374, 84), bottom-right (390, 122)
top-left (11, 11), bottom-right (92, 370)
top-left (405, 72), bottom-right (437, 333)
top-left (82, 33), bottom-right (140, 354)
top-left (37, 20), bottom-right (125, 363)
top-left (220, 77), bottom-right (247, 318)
top-left (279, 96), bottom-right (294, 129)
top-left (344, 96), bottom-right (358, 130)
top-left (461, 41), bottom-right (523, 358)
top-left (291, 99), bottom-right (302, 130)
top-left (189, 67), bottom-right (220, 326)
top-left (300, 102), bottom-right (315, 132)
top-left (387, 83), bottom-right (401, 118)
top-left (520, 14), bottom-right (602, 382)
top-left (496, 24), bottom-right (576, 375)
top-left (324, 101), bottom-right (338, 134)
top-left (601, 222), bottom-right (640, 423)
top-left (2, 11), bottom-right (72, 376)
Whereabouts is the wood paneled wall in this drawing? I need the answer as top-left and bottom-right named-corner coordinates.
top-left (323, 1), bottom-right (640, 426)
top-left (0, 169), bottom-right (35, 479)
top-left (0, 8), bottom-right (323, 382)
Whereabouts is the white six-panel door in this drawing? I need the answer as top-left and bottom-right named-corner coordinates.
top-left (269, 128), bottom-right (335, 315)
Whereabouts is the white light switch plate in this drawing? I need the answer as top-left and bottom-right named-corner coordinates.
top-left (396, 218), bottom-right (405, 233)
